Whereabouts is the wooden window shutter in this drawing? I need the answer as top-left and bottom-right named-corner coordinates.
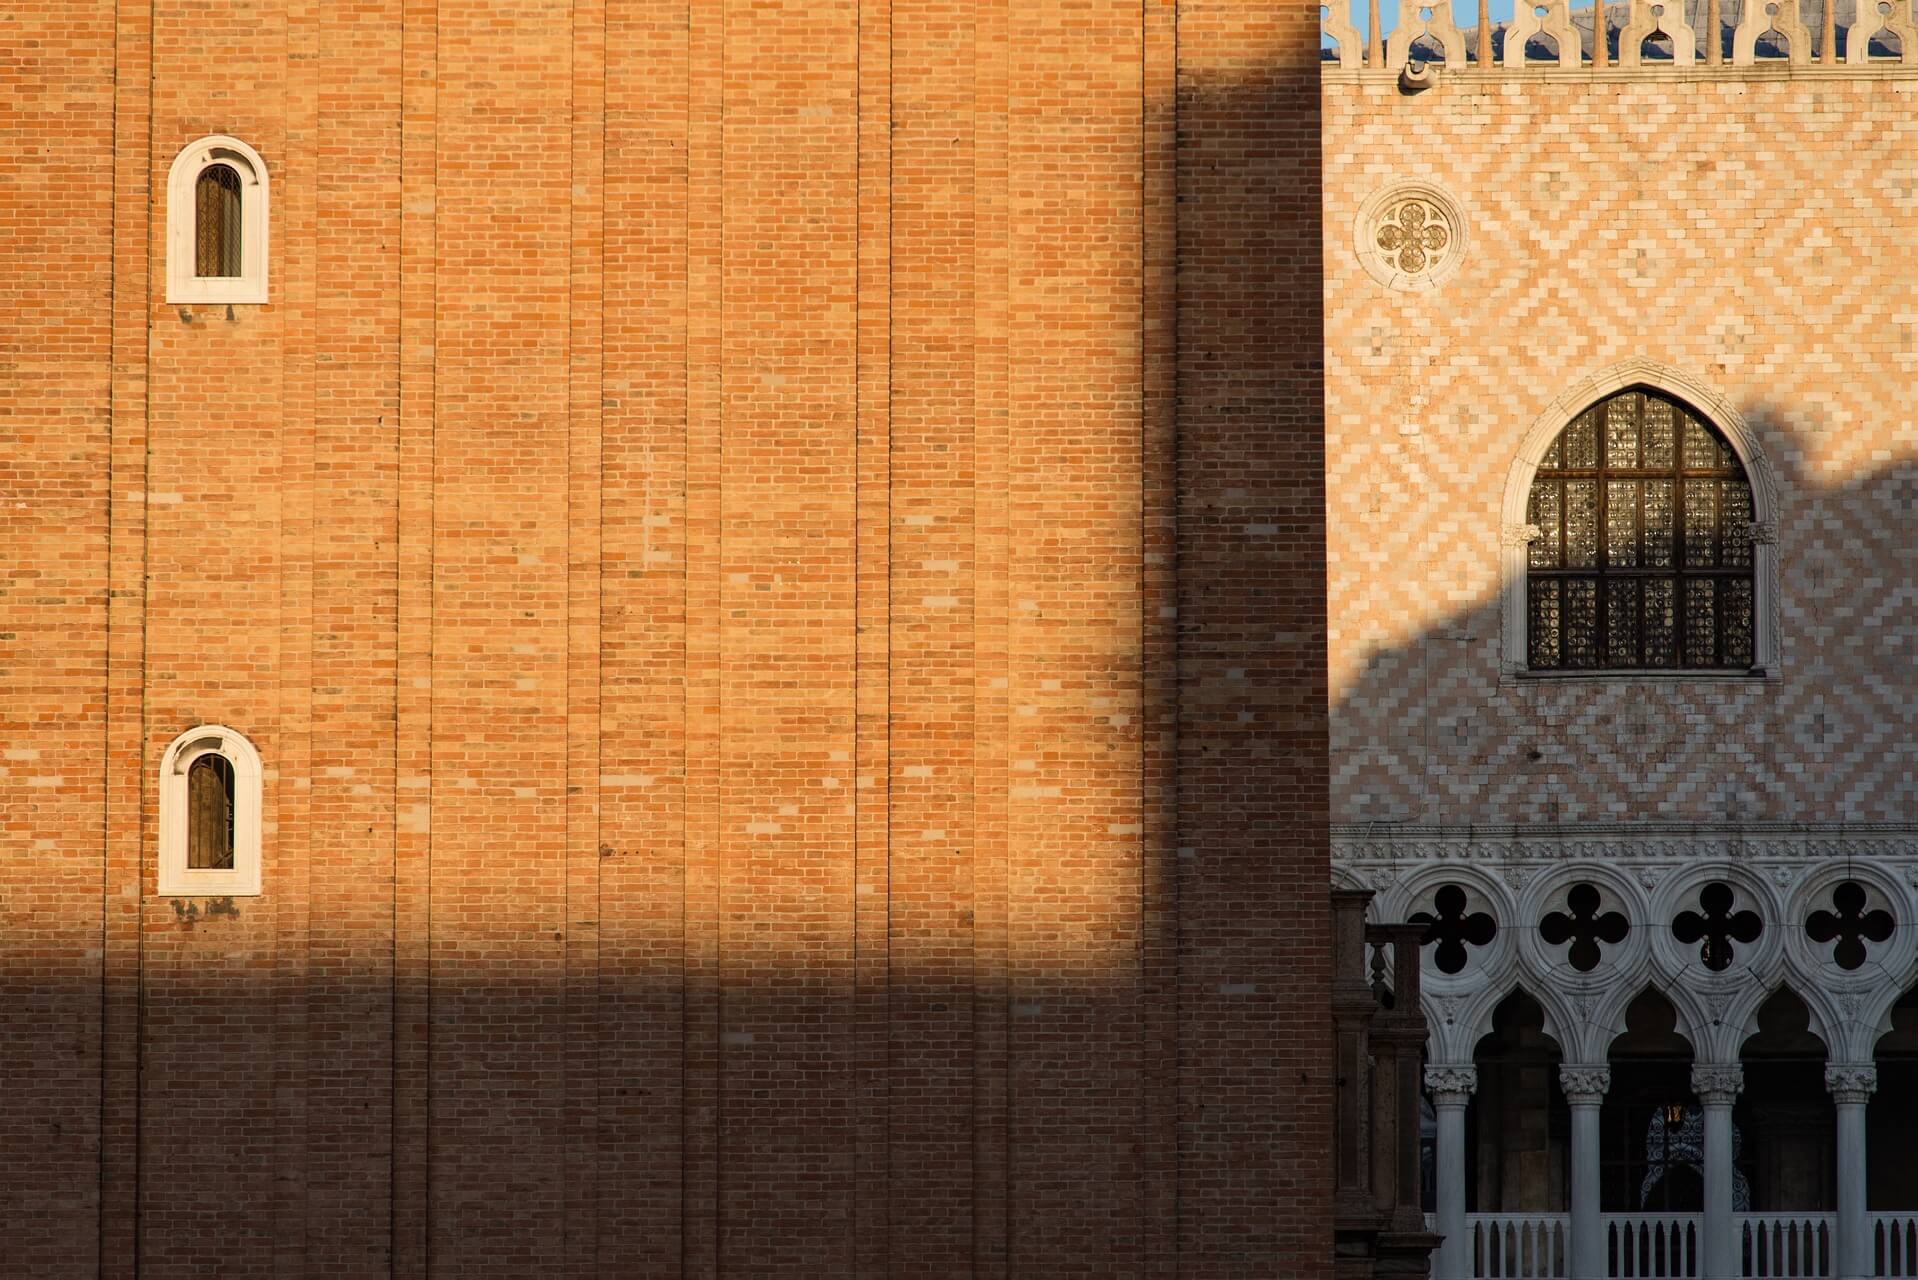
top-left (187, 755), bottom-right (236, 870)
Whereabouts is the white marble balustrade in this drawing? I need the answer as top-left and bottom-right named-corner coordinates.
top-left (1607, 1214), bottom-right (1704, 1279)
top-left (1472, 1213), bottom-right (1571, 1279)
top-left (1874, 1214), bottom-right (1918, 1279)
top-left (1736, 1213), bottom-right (1833, 1279)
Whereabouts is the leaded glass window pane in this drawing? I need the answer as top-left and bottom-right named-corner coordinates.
top-left (1607, 579), bottom-right (1639, 667)
top-left (1643, 398), bottom-right (1675, 468)
top-left (1565, 579), bottom-right (1598, 668)
top-left (1683, 418), bottom-right (1722, 470)
top-left (1683, 479), bottom-right (1717, 567)
top-left (1525, 388), bottom-right (1756, 672)
top-left (1529, 483), bottom-right (1561, 569)
top-left (1531, 579), bottom-right (1562, 669)
top-left (1685, 579), bottom-right (1717, 666)
top-left (195, 164), bottom-right (244, 278)
top-left (1645, 480), bottom-right (1674, 568)
top-left (1722, 480), bottom-right (1752, 568)
top-left (1565, 480), bottom-right (1598, 569)
top-left (1563, 411), bottom-right (1599, 469)
top-left (1645, 578), bottom-right (1676, 666)
top-left (1607, 480), bottom-right (1639, 568)
top-left (1606, 396), bottom-right (1640, 469)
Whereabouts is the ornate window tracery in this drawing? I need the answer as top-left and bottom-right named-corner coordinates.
top-left (1671, 881), bottom-right (1762, 972)
top-left (1526, 388), bottom-right (1756, 671)
top-left (1806, 881), bottom-right (1895, 972)
top-left (1409, 883), bottom-right (1498, 975)
top-left (1540, 881), bottom-right (1630, 973)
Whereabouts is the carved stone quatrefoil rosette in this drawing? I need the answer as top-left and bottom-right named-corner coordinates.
top-left (1354, 182), bottom-right (1468, 292)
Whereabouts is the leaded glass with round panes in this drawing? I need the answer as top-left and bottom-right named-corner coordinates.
top-left (1527, 389), bottom-right (1756, 671)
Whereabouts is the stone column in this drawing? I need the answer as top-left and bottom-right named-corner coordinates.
top-left (1332, 891), bottom-right (1379, 1226)
top-left (1827, 1063), bottom-right (1878, 1280)
top-left (1692, 1064), bottom-right (1745, 1280)
top-left (1560, 1065), bottom-right (1612, 1280)
top-left (1426, 1064), bottom-right (1478, 1280)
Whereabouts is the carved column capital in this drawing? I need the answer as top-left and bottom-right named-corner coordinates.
top-left (1691, 1063), bottom-right (1745, 1105)
top-left (1424, 1064), bottom-right (1478, 1107)
top-left (1741, 519), bottom-right (1778, 546)
top-left (1825, 1062), bottom-right (1879, 1105)
top-left (1558, 1064), bottom-right (1612, 1104)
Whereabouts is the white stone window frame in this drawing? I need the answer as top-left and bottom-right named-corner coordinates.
top-left (157, 724), bottom-right (264, 897)
top-left (1497, 358), bottom-right (1780, 681)
top-left (165, 136), bottom-right (270, 305)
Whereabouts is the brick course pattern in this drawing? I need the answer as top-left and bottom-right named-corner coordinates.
top-left (0, 0), bottom-right (1330, 1274)
top-left (1323, 70), bottom-right (1918, 830)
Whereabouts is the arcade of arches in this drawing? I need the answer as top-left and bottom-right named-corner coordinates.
top-left (1417, 986), bottom-right (1918, 1280)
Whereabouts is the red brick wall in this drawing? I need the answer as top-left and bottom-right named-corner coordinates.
top-left (0, 0), bottom-right (1328, 1274)
top-left (1177, 2), bottom-right (1333, 1272)
top-left (0, 4), bottom-right (115, 1272)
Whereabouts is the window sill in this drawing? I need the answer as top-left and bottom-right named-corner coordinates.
top-left (1510, 666), bottom-right (1770, 682)
top-left (166, 280), bottom-right (269, 306)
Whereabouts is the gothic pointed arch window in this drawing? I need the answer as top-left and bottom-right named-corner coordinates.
top-left (1525, 388), bottom-right (1757, 671)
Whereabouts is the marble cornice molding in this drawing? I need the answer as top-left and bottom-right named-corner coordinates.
top-left (1333, 823), bottom-right (1918, 869)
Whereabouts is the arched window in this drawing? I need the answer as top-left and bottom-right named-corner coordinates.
top-left (194, 163), bottom-right (244, 278)
top-left (158, 725), bottom-right (263, 895)
top-left (1526, 388), bottom-right (1756, 671)
top-left (166, 137), bottom-right (269, 304)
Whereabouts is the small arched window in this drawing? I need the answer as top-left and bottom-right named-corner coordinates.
top-left (194, 164), bottom-right (244, 278)
top-left (1526, 388), bottom-right (1756, 671)
top-left (166, 137), bottom-right (269, 304)
top-left (158, 725), bottom-right (263, 896)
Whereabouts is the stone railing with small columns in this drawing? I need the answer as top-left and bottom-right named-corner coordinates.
top-left (1320, 0), bottom-right (1917, 73)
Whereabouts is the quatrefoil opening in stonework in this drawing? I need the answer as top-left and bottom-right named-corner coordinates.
top-left (1540, 882), bottom-right (1630, 973)
top-left (1806, 880), bottom-right (1894, 972)
top-left (1410, 884), bottom-right (1498, 975)
top-left (1376, 201), bottom-right (1450, 275)
top-left (1672, 881), bottom-right (1762, 972)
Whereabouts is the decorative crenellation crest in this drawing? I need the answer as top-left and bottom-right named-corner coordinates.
top-left (1320, 0), bottom-right (1916, 72)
